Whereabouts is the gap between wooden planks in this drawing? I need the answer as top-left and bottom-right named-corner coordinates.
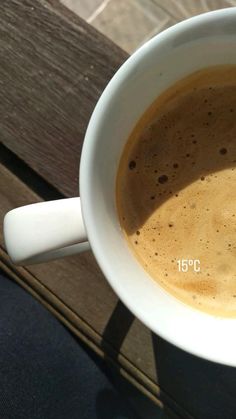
top-left (0, 160), bottom-right (194, 419)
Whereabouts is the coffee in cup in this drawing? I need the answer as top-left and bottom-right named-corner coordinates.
top-left (117, 65), bottom-right (236, 317)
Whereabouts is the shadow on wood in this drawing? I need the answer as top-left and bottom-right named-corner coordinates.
top-left (152, 333), bottom-right (236, 419)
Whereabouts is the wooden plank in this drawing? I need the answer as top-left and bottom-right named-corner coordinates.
top-left (2, 159), bottom-right (236, 419)
top-left (1, 2), bottom-right (235, 419)
top-left (0, 160), bottom-right (197, 418)
top-left (0, 0), bottom-right (128, 196)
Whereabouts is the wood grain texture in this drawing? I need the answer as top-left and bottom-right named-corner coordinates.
top-left (1, 162), bottom-right (186, 416)
top-left (2, 166), bottom-right (236, 419)
top-left (1, 2), bottom-right (236, 419)
top-left (0, 0), bottom-right (128, 196)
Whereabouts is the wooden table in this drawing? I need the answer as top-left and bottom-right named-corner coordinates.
top-left (0, 2), bottom-right (236, 419)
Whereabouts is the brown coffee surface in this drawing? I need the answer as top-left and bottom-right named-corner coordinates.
top-left (116, 66), bottom-right (236, 317)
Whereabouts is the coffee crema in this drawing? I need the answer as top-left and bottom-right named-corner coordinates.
top-left (116, 65), bottom-right (236, 317)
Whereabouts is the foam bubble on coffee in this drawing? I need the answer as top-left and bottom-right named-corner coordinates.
top-left (117, 66), bottom-right (236, 317)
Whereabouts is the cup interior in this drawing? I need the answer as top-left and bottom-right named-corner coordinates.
top-left (81, 8), bottom-right (236, 365)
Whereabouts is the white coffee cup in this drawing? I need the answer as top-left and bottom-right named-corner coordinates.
top-left (4, 8), bottom-right (236, 366)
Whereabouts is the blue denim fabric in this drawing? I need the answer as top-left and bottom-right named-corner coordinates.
top-left (0, 270), bottom-right (141, 419)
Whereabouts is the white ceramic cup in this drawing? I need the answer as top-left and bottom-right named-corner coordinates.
top-left (4, 8), bottom-right (236, 366)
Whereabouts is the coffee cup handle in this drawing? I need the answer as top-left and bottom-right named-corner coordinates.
top-left (3, 198), bottom-right (89, 265)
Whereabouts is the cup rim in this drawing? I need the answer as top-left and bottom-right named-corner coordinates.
top-left (80, 7), bottom-right (236, 366)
